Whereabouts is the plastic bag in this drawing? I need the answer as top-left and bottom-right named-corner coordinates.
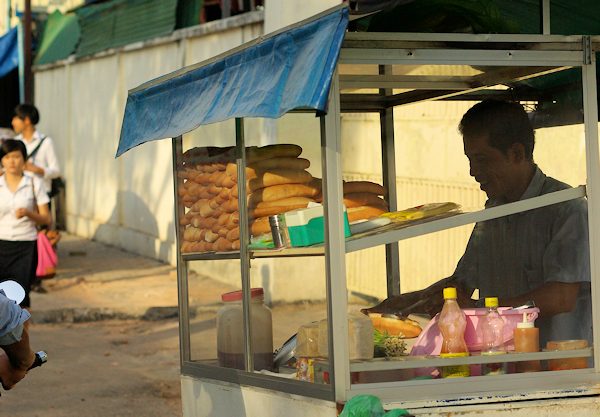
top-left (339, 395), bottom-right (385, 417)
top-left (36, 231), bottom-right (57, 279)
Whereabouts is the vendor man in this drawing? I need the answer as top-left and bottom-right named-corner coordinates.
top-left (367, 100), bottom-right (591, 347)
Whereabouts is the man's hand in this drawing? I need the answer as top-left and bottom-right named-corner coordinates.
top-left (24, 161), bottom-right (44, 176)
top-left (362, 278), bottom-right (475, 318)
top-left (0, 348), bottom-right (32, 390)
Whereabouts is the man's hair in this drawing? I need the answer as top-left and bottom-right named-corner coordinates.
top-left (0, 138), bottom-right (27, 161)
top-left (14, 103), bottom-right (40, 125)
top-left (458, 100), bottom-right (535, 160)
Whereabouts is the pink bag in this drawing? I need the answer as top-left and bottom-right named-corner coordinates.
top-left (36, 231), bottom-right (57, 279)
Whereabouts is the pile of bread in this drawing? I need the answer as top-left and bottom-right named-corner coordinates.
top-left (178, 144), bottom-right (389, 253)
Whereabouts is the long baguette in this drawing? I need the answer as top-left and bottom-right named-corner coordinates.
top-left (249, 169), bottom-right (312, 192)
top-left (347, 205), bottom-right (388, 223)
top-left (250, 217), bottom-right (271, 236)
top-left (246, 144), bottom-right (302, 163)
top-left (250, 203), bottom-right (310, 219)
top-left (250, 197), bottom-right (315, 209)
top-left (249, 183), bottom-right (320, 204)
top-left (343, 181), bottom-right (386, 196)
top-left (343, 193), bottom-right (389, 209)
top-left (368, 313), bottom-right (422, 338)
top-left (226, 157), bottom-right (311, 181)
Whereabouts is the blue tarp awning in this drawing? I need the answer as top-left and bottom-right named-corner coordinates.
top-left (0, 27), bottom-right (18, 79)
top-left (116, 6), bottom-right (349, 157)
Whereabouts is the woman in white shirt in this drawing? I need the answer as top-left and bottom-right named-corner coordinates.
top-left (0, 140), bottom-right (51, 307)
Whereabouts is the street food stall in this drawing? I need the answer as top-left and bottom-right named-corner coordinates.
top-left (117, 5), bottom-right (600, 416)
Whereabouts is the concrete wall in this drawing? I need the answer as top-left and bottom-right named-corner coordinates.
top-left (35, 15), bottom-right (263, 267)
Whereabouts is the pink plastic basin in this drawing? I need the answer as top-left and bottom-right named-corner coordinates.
top-left (410, 307), bottom-right (539, 356)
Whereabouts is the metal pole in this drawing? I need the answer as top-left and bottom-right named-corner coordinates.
top-left (321, 71), bottom-right (350, 402)
top-left (172, 136), bottom-right (191, 365)
top-left (581, 36), bottom-right (600, 373)
top-left (6, 0), bottom-right (11, 30)
top-left (379, 64), bottom-right (401, 297)
top-left (17, 20), bottom-right (24, 102)
top-left (236, 118), bottom-right (254, 372)
top-left (541, 0), bottom-right (551, 35)
top-left (23, 0), bottom-right (32, 103)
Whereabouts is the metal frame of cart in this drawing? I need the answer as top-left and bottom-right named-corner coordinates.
top-left (117, 4), bottom-right (600, 414)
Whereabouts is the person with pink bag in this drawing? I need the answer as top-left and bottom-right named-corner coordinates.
top-left (0, 139), bottom-right (51, 308)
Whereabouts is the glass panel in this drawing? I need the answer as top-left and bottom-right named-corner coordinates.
top-left (179, 113), bottom-right (333, 385)
top-left (341, 64), bottom-right (593, 385)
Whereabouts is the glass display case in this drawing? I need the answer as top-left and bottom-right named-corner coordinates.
top-left (118, 6), bottom-right (600, 416)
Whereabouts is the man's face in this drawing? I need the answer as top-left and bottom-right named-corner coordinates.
top-left (463, 134), bottom-right (520, 201)
top-left (11, 116), bottom-right (26, 134)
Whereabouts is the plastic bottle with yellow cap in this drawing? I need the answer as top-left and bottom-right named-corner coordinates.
top-left (439, 287), bottom-right (470, 378)
top-left (481, 297), bottom-right (506, 375)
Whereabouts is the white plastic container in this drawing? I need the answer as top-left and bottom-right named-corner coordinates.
top-left (217, 288), bottom-right (273, 371)
top-left (317, 313), bottom-right (374, 360)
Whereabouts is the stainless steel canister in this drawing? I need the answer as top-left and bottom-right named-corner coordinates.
top-left (269, 215), bottom-right (285, 248)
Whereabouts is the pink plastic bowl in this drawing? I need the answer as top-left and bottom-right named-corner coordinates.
top-left (410, 307), bottom-right (539, 356)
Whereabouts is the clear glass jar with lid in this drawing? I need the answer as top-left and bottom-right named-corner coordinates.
top-left (217, 287), bottom-right (273, 371)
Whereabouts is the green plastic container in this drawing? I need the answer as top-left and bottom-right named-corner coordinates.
top-left (284, 205), bottom-right (351, 247)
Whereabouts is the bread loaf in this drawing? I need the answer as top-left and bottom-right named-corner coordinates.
top-left (246, 144), bottom-right (302, 163)
top-left (343, 181), bottom-right (386, 196)
top-left (250, 196), bottom-right (315, 209)
top-left (347, 205), bottom-right (387, 223)
top-left (226, 157), bottom-right (311, 181)
top-left (249, 183), bottom-right (321, 204)
top-left (249, 169), bottom-right (312, 192)
top-left (250, 217), bottom-right (271, 236)
top-left (343, 193), bottom-right (389, 209)
top-left (368, 313), bottom-right (422, 338)
top-left (249, 197), bottom-right (313, 219)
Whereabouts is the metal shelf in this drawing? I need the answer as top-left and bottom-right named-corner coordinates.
top-left (347, 348), bottom-right (593, 372)
top-left (345, 185), bottom-right (586, 253)
top-left (181, 246), bottom-right (325, 261)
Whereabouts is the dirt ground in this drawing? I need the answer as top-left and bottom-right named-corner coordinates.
top-left (1, 235), bottom-right (185, 416)
top-left (2, 319), bottom-right (182, 417)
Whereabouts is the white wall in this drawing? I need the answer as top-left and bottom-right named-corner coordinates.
top-left (35, 19), bottom-right (263, 266)
top-left (264, 0), bottom-right (342, 33)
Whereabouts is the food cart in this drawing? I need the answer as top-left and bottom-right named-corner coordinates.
top-left (117, 5), bottom-right (600, 416)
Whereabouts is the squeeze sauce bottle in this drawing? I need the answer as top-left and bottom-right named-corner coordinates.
top-left (513, 312), bottom-right (541, 373)
top-left (481, 297), bottom-right (506, 375)
top-left (439, 287), bottom-right (470, 378)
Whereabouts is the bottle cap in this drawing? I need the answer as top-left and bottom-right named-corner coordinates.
top-left (443, 287), bottom-right (457, 299)
top-left (484, 297), bottom-right (499, 308)
top-left (517, 312), bottom-right (534, 329)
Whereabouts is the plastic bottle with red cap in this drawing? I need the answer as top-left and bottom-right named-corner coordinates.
top-left (216, 287), bottom-right (273, 371)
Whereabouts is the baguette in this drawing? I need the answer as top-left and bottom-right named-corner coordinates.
top-left (226, 157), bottom-right (311, 181)
top-left (249, 169), bottom-right (312, 192)
top-left (246, 144), bottom-right (302, 163)
top-left (368, 313), bottom-right (422, 338)
top-left (249, 183), bottom-right (320, 204)
top-left (250, 217), bottom-right (271, 236)
top-left (250, 157), bottom-right (310, 172)
top-left (343, 181), bottom-right (386, 196)
top-left (250, 196), bottom-right (315, 209)
top-left (347, 205), bottom-right (387, 223)
top-left (250, 203), bottom-right (310, 219)
top-left (343, 193), bottom-right (389, 209)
